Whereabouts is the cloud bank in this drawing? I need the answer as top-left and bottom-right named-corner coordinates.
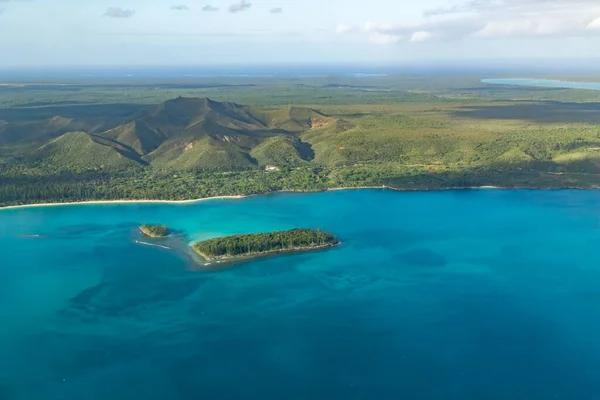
top-left (338, 0), bottom-right (600, 44)
top-left (202, 5), bottom-right (218, 12)
top-left (424, 0), bottom-right (600, 17)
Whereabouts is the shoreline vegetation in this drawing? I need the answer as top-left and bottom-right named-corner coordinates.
top-left (0, 195), bottom-right (246, 211)
top-left (191, 229), bottom-right (340, 262)
top-left (0, 186), bottom-right (507, 211)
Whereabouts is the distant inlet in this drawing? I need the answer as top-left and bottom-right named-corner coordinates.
top-left (482, 78), bottom-right (600, 91)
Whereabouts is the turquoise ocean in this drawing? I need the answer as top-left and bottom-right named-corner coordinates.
top-left (1, 189), bottom-right (600, 399)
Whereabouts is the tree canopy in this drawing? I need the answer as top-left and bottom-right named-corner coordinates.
top-left (193, 228), bottom-right (338, 260)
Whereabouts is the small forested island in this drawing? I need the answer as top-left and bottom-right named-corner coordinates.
top-left (192, 228), bottom-right (339, 261)
top-left (139, 224), bottom-right (170, 237)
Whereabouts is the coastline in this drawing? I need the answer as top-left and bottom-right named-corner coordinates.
top-left (0, 185), bottom-right (506, 211)
top-left (0, 195), bottom-right (247, 211)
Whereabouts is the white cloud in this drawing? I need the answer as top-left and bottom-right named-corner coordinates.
top-left (104, 7), bottom-right (135, 18)
top-left (410, 31), bottom-right (433, 42)
top-left (337, 0), bottom-right (600, 44)
top-left (473, 18), bottom-right (585, 38)
top-left (202, 5), bottom-right (219, 11)
top-left (588, 17), bottom-right (600, 30)
top-left (270, 7), bottom-right (283, 14)
top-left (349, 19), bottom-right (481, 44)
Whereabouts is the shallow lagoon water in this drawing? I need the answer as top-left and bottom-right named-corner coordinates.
top-left (2, 189), bottom-right (600, 399)
top-left (482, 78), bottom-right (600, 91)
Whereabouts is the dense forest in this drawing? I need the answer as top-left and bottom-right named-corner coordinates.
top-left (193, 229), bottom-right (339, 260)
top-left (1, 164), bottom-right (599, 208)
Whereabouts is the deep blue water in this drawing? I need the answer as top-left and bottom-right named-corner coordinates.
top-left (2, 189), bottom-right (600, 399)
top-left (482, 78), bottom-right (600, 91)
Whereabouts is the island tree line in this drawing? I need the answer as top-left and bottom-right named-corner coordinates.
top-left (193, 229), bottom-right (339, 258)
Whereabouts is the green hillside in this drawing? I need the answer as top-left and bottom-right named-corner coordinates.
top-left (66, 97), bottom-right (337, 171)
top-left (0, 114), bottom-right (127, 148)
top-left (146, 136), bottom-right (257, 170)
top-left (0, 116), bottom-right (82, 146)
top-left (36, 132), bottom-right (143, 172)
top-left (250, 136), bottom-right (313, 167)
top-left (0, 97), bottom-right (344, 173)
top-left (257, 106), bottom-right (333, 132)
top-left (104, 121), bottom-right (166, 155)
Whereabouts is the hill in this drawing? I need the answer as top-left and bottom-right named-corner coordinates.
top-left (129, 98), bottom-right (339, 170)
top-left (250, 136), bottom-right (314, 167)
top-left (0, 97), bottom-right (352, 171)
top-left (0, 97), bottom-right (349, 172)
top-left (0, 115), bottom-right (126, 148)
top-left (36, 132), bottom-right (144, 172)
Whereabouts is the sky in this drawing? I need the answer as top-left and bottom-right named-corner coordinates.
top-left (1, 0), bottom-right (600, 67)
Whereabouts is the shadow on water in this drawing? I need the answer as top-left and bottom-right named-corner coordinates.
top-left (436, 290), bottom-right (600, 399)
top-left (0, 385), bottom-right (13, 400)
top-left (63, 277), bottom-right (202, 318)
top-left (453, 101), bottom-right (600, 124)
top-left (395, 249), bottom-right (447, 268)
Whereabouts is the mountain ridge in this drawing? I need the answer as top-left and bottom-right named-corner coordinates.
top-left (0, 97), bottom-right (351, 171)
